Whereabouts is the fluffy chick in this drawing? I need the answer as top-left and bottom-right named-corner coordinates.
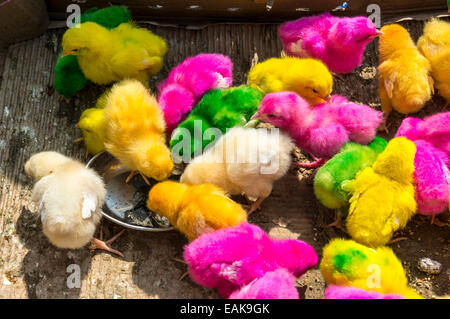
top-left (395, 116), bottom-right (450, 223)
top-left (24, 151), bottom-right (123, 256)
top-left (247, 57), bottom-right (333, 105)
top-left (229, 269), bottom-right (299, 299)
top-left (158, 53), bottom-right (233, 133)
top-left (320, 238), bottom-right (422, 299)
top-left (54, 5), bottom-right (132, 99)
top-left (76, 90), bottom-right (110, 155)
top-left (184, 222), bottom-right (318, 298)
top-left (314, 137), bottom-right (387, 228)
top-left (103, 79), bottom-right (173, 182)
top-left (378, 24), bottom-right (433, 130)
top-left (62, 21), bottom-right (167, 85)
top-left (325, 285), bottom-right (404, 299)
top-left (418, 18), bottom-right (450, 107)
top-left (170, 85), bottom-right (262, 160)
top-left (180, 127), bottom-right (294, 214)
top-left (279, 13), bottom-right (381, 74)
top-left (252, 93), bottom-right (382, 165)
top-left (343, 137), bottom-right (417, 247)
top-left (147, 181), bottom-right (247, 241)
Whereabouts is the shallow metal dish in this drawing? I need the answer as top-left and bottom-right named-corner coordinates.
top-left (86, 152), bottom-right (175, 232)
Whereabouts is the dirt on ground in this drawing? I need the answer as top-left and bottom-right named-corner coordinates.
top-left (0, 18), bottom-right (448, 299)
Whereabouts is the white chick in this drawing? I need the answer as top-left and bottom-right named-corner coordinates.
top-left (24, 151), bottom-right (124, 257)
top-left (180, 127), bottom-right (294, 214)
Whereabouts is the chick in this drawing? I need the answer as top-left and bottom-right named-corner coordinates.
top-left (417, 18), bottom-right (450, 108)
top-left (103, 79), bottom-right (173, 183)
top-left (180, 127), bottom-right (294, 214)
top-left (146, 181), bottom-right (247, 241)
top-left (378, 24), bottom-right (433, 131)
top-left (314, 137), bottom-right (387, 228)
top-left (229, 269), bottom-right (299, 299)
top-left (279, 13), bottom-right (382, 74)
top-left (54, 5), bottom-right (132, 99)
top-left (247, 57), bottom-right (333, 105)
top-left (320, 239), bottom-right (422, 299)
top-left (24, 151), bottom-right (123, 257)
top-left (158, 53), bottom-right (233, 133)
top-left (395, 116), bottom-right (450, 225)
top-left (325, 285), bottom-right (404, 299)
top-left (170, 85), bottom-right (262, 160)
top-left (76, 90), bottom-right (110, 156)
top-left (184, 222), bottom-right (318, 298)
top-left (343, 137), bottom-right (417, 247)
top-left (252, 92), bottom-right (382, 167)
top-left (62, 21), bottom-right (167, 86)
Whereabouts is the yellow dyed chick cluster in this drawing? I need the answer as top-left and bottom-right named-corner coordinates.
top-left (378, 24), bottom-right (433, 129)
top-left (147, 181), bottom-right (247, 241)
top-left (343, 137), bottom-right (417, 247)
top-left (247, 57), bottom-right (333, 105)
top-left (62, 22), bottom-right (167, 85)
top-left (418, 18), bottom-right (450, 108)
top-left (320, 238), bottom-right (422, 299)
top-left (103, 79), bottom-right (173, 182)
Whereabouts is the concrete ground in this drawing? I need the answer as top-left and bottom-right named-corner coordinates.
top-left (0, 19), bottom-right (448, 299)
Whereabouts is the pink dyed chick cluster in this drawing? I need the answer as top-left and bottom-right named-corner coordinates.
top-left (395, 112), bottom-right (450, 216)
top-left (252, 92), bottom-right (383, 159)
top-left (183, 222), bottom-right (318, 299)
top-left (279, 13), bottom-right (381, 74)
top-left (325, 285), bottom-right (404, 299)
top-left (157, 53), bottom-right (233, 133)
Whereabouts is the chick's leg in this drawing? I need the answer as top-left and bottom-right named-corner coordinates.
top-left (247, 196), bottom-right (266, 215)
top-left (430, 214), bottom-right (447, 227)
top-left (89, 228), bottom-right (125, 258)
top-left (378, 87), bottom-right (393, 134)
top-left (173, 258), bottom-right (189, 281)
top-left (296, 155), bottom-right (326, 168)
top-left (328, 210), bottom-right (346, 232)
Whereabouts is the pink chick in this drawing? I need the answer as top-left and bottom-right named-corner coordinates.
top-left (252, 92), bottom-right (382, 167)
top-left (228, 269), bottom-right (299, 299)
top-left (157, 53), bottom-right (233, 133)
top-left (395, 115), bottom-right (450, 225)
top-left (279, 13), bottom-right (382, 74)
top-left (325, 285), bottom-right (404, 299)
top-left (183, 222), bottom-right (318, 298)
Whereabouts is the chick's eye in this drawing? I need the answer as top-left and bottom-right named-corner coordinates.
top-left (268, 114), bottom-right (275, 118)
top-left (312, 89), bottom-right (318, 94)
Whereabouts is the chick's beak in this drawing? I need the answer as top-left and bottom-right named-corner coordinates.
top-left (375, 30), bottom-right (384, 36)
top-left (323, 95), bottom-right (331, 103)
top-left (250, 112), bottom-right (260, 121)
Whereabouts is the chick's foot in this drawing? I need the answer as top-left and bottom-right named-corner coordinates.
top-left (430, 214), bottom-right (448, 227)
top-left (296, 157), bottom-right (326, 168)
top-left (328, 210), bottom-right (346, 232)
top-left (89, 229), bottom-right (125, 258)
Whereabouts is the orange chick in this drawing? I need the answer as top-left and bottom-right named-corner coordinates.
top-left (103, 79), bottom-right (173, 183)
top-left (378, 24), bottom-right (433, 131)
top-left (147, 181), bottom-right (247, 241)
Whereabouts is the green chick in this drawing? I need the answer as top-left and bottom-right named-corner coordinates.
top-left (313, 137), bottom-right (388, 224)
top-left (54, 6), bottom-right (131, 99)
top-left (170, 85), bottom-right (262, 160)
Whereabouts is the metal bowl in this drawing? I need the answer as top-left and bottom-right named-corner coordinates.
top-left (86, 152), bottom-right (175, 232)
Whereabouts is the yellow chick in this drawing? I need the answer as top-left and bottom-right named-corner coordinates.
top-left (76, 90), bottom-right (110, 155)
top-left (24, 151), bottom-right (123, 257)
top-left (343, 137), bottom-right (417, 247)
top-left (103, 79), bottom-right (173, 183)
top-left (180, 127), bottom-right (294, 214)
top-left (378, 24), bottom-right (433, 130)
top-left (62, 22), bottom-right (167, 85)
top-left (147, 181), bottom-right (247, 241)
top-left (247, 57), bottom-right (333, 105)
top-left (417, 18), bottom-right (450, 108)
top-left (320, 238), bottom-right (422, 299)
